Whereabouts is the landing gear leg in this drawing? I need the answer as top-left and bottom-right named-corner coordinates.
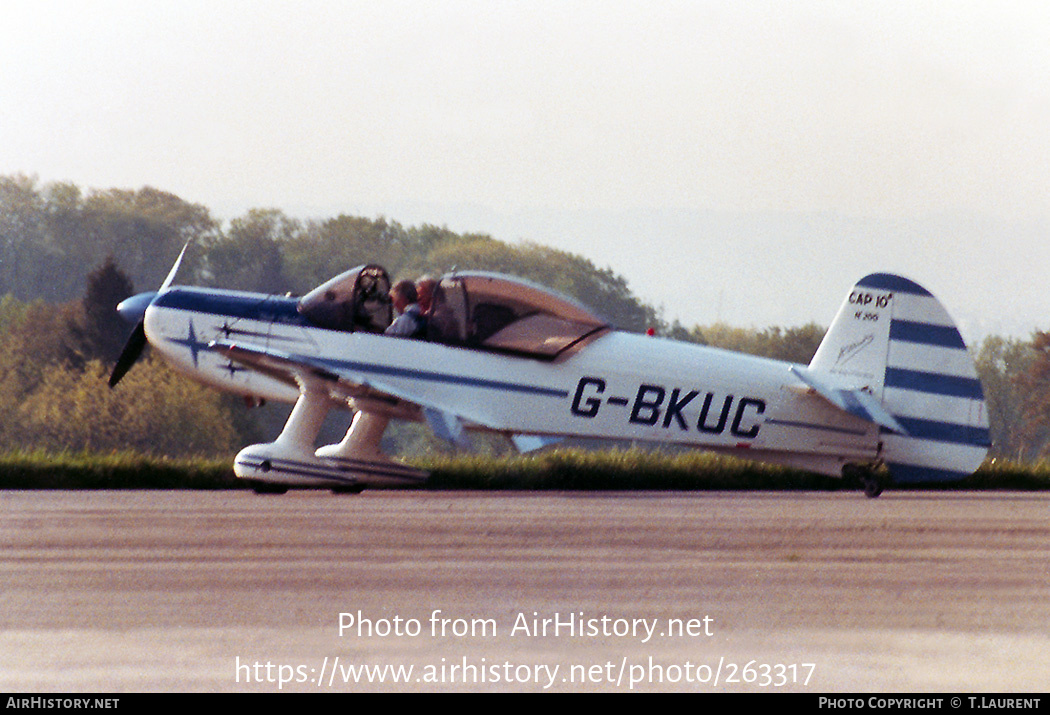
top-left (234, 387), bottom-right (332, 493)
top-left (318, 411), bottom-right (388, 494)
top-left (315, 409), bottom-right (428, 490)
top-left (317, 411), bottom-right (390, 462)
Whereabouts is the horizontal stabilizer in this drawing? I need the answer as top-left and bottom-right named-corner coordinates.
top-left (789, 365), bottom-right (908, 435)
top-left (423, 407), bottom-right (472, 448)
top-left (511, 434), bottom-right (565, 453)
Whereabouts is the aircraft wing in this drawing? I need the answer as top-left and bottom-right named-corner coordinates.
top-left (208, 339), bottom-right (485, 445)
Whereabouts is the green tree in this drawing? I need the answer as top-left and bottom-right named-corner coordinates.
top-left (0, 176), bottom-right (217, 302)
top-left (283, 215), bottom-right (411, 292)
top-left (0, 174), bottom-right (48, 299)
top-left (975, 335), bottom-right (1035, 460)
top-left (1013, 332), bottom-right (1050, 460)
top-left (0, 297), bottom-right (81, 394)
top-left (15, 357), bottom-right (242, 457)
top-left (65, 257), bottom-right (136, 367)
top-left (690, 322), bottom-right (825, 363)
top-left (203, 209), bottom-right (297, 293)
top-left (419, 236), bottom-right (659, 332)
top-left (75, 186), bottom-right (216, 292)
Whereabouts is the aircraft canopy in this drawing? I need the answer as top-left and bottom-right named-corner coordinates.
top-left (299, 266), bottom-right (609, 359)
top-left (428, 271), bottom-right (610, 358)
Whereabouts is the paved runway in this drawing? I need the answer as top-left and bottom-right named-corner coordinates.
top-left (1, 490), bottom-right (1048, 692)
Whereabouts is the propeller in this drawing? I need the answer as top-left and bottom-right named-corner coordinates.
top-left (108, 243), bottom-right (189, 388)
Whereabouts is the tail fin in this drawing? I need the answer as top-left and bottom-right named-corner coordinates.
top-left (810, 273), bottom-right (989, 483)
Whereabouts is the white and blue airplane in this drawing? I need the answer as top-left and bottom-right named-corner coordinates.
top-left (110, 248), bottom-right (989, 497)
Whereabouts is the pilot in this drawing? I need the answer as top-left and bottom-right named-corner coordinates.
top-left (385, 279), bottom-right (426, 338)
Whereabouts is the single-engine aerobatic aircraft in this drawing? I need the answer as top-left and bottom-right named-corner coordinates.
top-left (110, 248), bottom-right (989, 497)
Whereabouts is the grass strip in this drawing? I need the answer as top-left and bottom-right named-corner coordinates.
top-left (0, 449), bottom-right (1047, 491)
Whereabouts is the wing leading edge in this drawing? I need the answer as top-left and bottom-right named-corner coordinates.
top-left (208, 339), bottom-right (483, 444)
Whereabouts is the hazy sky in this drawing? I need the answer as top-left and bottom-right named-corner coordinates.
top-left (4, 1), bottom-right (1049, 338)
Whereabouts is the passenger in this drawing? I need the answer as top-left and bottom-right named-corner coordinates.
top-left (424, 278), bottom-right (458, 343)
top-left (416, 276), bottom-right (436, 315)
top-left (384, 279), bottom-right (426, 338)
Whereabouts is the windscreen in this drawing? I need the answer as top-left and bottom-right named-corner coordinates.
top-left (298, 265), bottom-right (392, 333)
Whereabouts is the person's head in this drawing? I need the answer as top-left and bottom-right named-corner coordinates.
top-left (390, 279), bottom-right (418, 312)
top-left (416, 276), bottom-right (436, 313)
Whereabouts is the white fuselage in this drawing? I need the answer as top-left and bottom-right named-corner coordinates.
top-left (144, 286), bottom-right (879, 477)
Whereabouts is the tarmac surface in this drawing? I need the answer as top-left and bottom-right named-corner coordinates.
top-left (1, 489), bottom-right (1048, 692)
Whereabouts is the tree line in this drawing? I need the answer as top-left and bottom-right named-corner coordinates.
top-left (0, 174), bottom-right (658, 332)
top-left (0, 173), bottom-right (1047, 461)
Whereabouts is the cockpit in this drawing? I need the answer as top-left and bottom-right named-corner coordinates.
top-left (297, 265), bottom-right (610, 359)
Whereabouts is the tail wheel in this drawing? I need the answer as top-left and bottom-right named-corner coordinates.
top-left (862, 474), bottom-right (884, 499)
top-left (843, 464), bottom-right (885, 499)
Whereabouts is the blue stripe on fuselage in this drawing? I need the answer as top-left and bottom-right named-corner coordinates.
top-left (314, 356), bottom-right (571, 398)
top-left (153, 288), bottom-right (307, 325)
